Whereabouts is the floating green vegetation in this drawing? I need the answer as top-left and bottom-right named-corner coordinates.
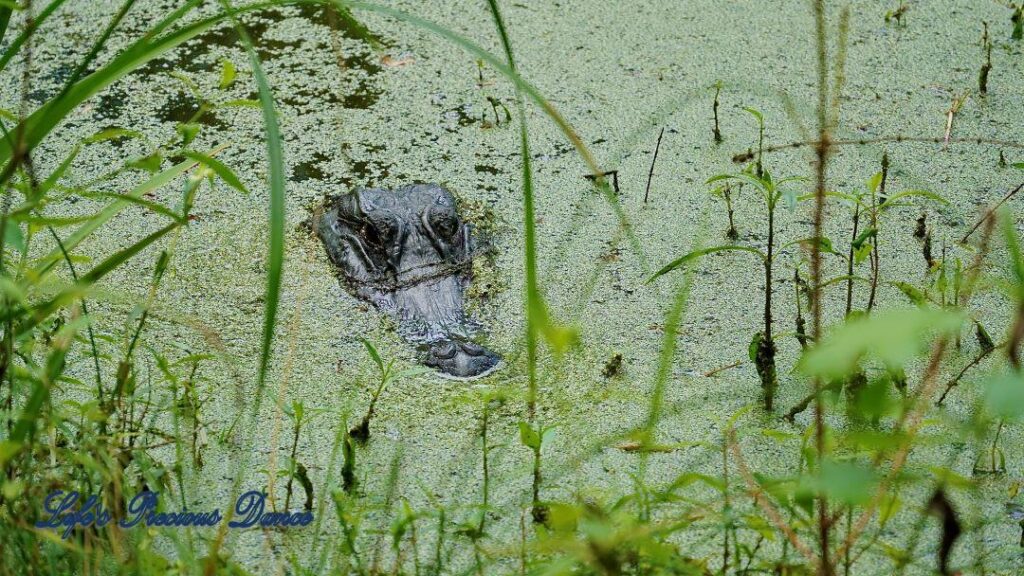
top-left (4, 1), bottom-right (1024, 575)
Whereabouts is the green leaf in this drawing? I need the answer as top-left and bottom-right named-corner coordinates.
top-left (818, 459), bottom-right (878, 505)
top-left (791, 235), bottom-right (838, 256)
top-left (851, 227), bottom-right (877, 250)
top-left (748, 332), bottom-right (762, 362)
top-left (891, 281), bottom-right (927, 306)
top-left (976, 321), bottom-right (995, 354)
top-left (742, 106), bottom-right (763, 126)
top-left (221, 98), bottom-right (261, 108)
top-left (176, 123), bottom-right (201, 148)
top-left (359, 338), bottom-right (384, 373)
top-left (518, 421), bottom-right (540, 450)
top-left (84, 127), bottom-right (144, 144)
top-left (854, 243), bottom-right (872, 265)
top-left (3, 222), bottom-right (24, 254)
top-left (866, 171), bottom-right (883, 194)
top-left (707, 171), bottom-right (768, 194)
top-left (880, 189), bottom-right (948, 210)
top-left (541, 425), bottom-right (557, 447)
top-left (648, 245), bottom-right (765, 284)
top-left (984, 372), bottom-right (1024, 421)
top-left (219, 58), bottom-right (237, 89)
top-left (84, 191), bottom-right (183, 223)
top-left (799, 308), bottom-right (964, 380)
top-left (182, 151), bottom-right (249, 195)
top-left (128, 152), bottom-right (162, 174)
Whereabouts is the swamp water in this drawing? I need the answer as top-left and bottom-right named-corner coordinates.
top-left (6, 0), bottom-right (1024, 573)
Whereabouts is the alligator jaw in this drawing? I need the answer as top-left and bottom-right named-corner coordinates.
top-left (420, 337), bottom-right (501, 380)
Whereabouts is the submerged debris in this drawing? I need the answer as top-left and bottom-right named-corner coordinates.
top-left (602, 353), bottom-right (623, 378)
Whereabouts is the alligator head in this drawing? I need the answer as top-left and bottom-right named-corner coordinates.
top-left (316, 183), bottom-right (501, 379)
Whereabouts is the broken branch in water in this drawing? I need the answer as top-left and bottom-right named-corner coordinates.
top-left (944, 92), bottom-right (970, 147)
top-left (644, 127), bottom-right (665, 204)
top-left (731, 134), bottom-right (1024, 163)
top-left (583, 170), bottom-right (620, 194)
top-left (704, 360), bottom-right (742, 377)
top-left (961, 181), bottom-right (1024, 244)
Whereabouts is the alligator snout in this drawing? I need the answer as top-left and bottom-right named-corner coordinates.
top-left (422, 338), bottom-right (501, 379)
top-left (316, 183), bottom-right (501, 379)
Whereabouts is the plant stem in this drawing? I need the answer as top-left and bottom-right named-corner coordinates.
top-left (478, 401), bottom-right (490, 535)
top-left (867, 156), bottom-right (886, 312)
top-left (845, 203), bottom-right (860, 316)
top-left (811, 0), bottom-right (832, 572)
top-left (284, 419), bottom-right (300, 511)
top-left (713, 82), bottom-right (723, 144)
top-left (979, 22), bottom-right (992, 95)
top-left (757, 201), bottom-right (778, 411)
top-left (724, 184), bottom-right (737, 239)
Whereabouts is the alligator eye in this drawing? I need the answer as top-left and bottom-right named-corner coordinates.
top-left (429, 209), bottom-right (459, 240)
top-left (431, 341), bottom-right (457, 360)
top-left (362, 216), bottom-right (399, 249)
top-left (360, 223), bottom-right (382, 247)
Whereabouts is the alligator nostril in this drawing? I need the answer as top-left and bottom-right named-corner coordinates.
top-left (460, 341), bottom-right (484, 355)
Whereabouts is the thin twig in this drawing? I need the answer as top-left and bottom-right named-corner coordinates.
top-left (643, 127), bottom-right (664, 204)
top-left (731, 135), bottom-right (1024, 163)
top-left (936, 341), bottom-right (1003, 406)
top-left (961, 181), bottom-right (1024, 244)
top-left (704, 360), bottom-right (742, 378)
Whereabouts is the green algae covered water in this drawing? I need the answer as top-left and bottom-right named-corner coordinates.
top-left (6, 1), bottom-right (1024, 574)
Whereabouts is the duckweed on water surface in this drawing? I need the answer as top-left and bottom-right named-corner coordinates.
top-left (3, 1), bottom-right (1024, 575)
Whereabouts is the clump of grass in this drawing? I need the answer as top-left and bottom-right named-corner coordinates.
top-left (885, 1), bottom-right (908, 26)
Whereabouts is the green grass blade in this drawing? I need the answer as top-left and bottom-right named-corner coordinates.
top-left (17, 221), bottom-right (180, 337)
top-left (205, 0), bottom-right (285, 565)
top-left (31, 150), bottom-right (214, 278)
top-left (484, 0), bottom-right (545, 418)
top-left (83, 191), bottom-right (186, 222)
top-left (0, 4), bottom-right (12, 48)
top-left (182, 151), bottom-right (250, 195)
top-left (648, 245), bottom-right (766, 284)
top-left (0, 1), bottom-right (277, 168)
top-left (0, 0), bottom-right (71, 76)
